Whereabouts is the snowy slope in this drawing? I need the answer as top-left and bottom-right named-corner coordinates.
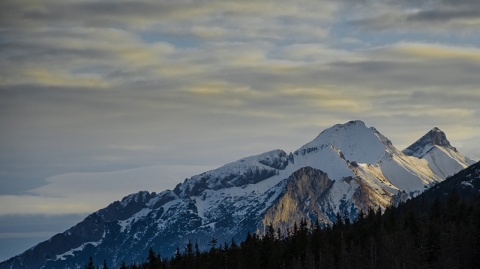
top-left (1, 120), bottom-right (474, 269)
top-left (378, 153), bottom-right (441, 194)
top-left (298, 120), bottom-right (393, 164)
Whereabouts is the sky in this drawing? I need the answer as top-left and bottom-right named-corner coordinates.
top-left (1, 0), bottom-right (480, 261)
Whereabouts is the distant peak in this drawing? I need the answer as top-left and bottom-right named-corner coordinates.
top-left (403, 127), bottom-right (453, 157)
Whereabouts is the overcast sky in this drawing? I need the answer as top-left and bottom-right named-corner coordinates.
top-left (1, 0), bottom-right (480, 261)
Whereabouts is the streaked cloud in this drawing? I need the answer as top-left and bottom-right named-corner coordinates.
top-left (0, 164), bottom-right (214, 216)
top-left (393, 43), bottom-right (480, 61)
top-left (342, 0), bottom-right (480, 33)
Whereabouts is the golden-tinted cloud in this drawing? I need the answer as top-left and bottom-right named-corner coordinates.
top-left (393, 43), bottom-right (480, 62)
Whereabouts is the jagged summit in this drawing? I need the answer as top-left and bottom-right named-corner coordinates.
top-left (403, 127), bottom-right (454, 158)
top-left (173, 149), bottom-right (290, 197)
top-left (316, 120), bottom-right (367, 137)
top-left (428, 127), bottom-right (452, 147)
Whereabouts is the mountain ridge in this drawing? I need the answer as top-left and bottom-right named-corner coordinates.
top-left (0, 120), bottom-right (475, 269)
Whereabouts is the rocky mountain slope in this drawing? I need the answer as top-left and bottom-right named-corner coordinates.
top-left (0, 120), bottom-right (474, 269)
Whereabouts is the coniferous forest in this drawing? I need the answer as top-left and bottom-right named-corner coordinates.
top-left (85, 188), bottom-right (480, 269)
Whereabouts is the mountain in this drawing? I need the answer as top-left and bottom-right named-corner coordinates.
top-left (403, 127), bottom-right (475, 178)
top-left (122, 161), bottom-right (480, 269)
top-left (0, 120), bottom-right (474, 269)
top-left (115, 161), bottom-right (480, 269)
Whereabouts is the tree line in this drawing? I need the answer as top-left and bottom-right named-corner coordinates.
top-left (86, 192), bottom-right (480, 269)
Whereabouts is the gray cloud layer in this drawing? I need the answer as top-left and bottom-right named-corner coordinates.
top-left (344, 0), bottom-right (480, 32)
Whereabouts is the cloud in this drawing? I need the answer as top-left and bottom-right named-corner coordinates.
top-left (191, 26), bottom-right (228, 39)
top-left (343, 0), bottom-right (480, 33)
top-left (0, 164), bottom-right (214, 216)
top-left (392, 42), bottom-right (480, 62)
top-left (405, 0), bottom-right (480, 25)
top-left (0, 27), bottom-right (175, 89)
top-left (278, 87), bottom-right (370, 112)
top-left (0, 213), bottom-right (87, 261)
top-left (23, 68), bottom-right (110, 89)
top-left (281, 44), bottom-right (359, 62)
top-left (0, 0), bottom-right (335, 39)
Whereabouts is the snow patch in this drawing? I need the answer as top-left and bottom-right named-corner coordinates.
top-left (118, 208), bottom-right (152, 233)
top-left (461, 181), bottom-right (474, 188)
top-left (55, 236), bottom-right (103, 261)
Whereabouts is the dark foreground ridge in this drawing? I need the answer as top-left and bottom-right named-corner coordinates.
top-left (88, 162), bottom-right (480, 269)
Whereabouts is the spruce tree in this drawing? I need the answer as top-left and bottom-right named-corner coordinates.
top-left (85, 257), bottom-right (95, 269)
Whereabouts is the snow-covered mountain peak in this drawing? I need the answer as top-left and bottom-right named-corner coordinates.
top-left (403, 127), bottom-right (454, 158)
top-left (403, 127), bottom-right (474, 178)
top-left (298, 120), bottom-right (395, 164)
